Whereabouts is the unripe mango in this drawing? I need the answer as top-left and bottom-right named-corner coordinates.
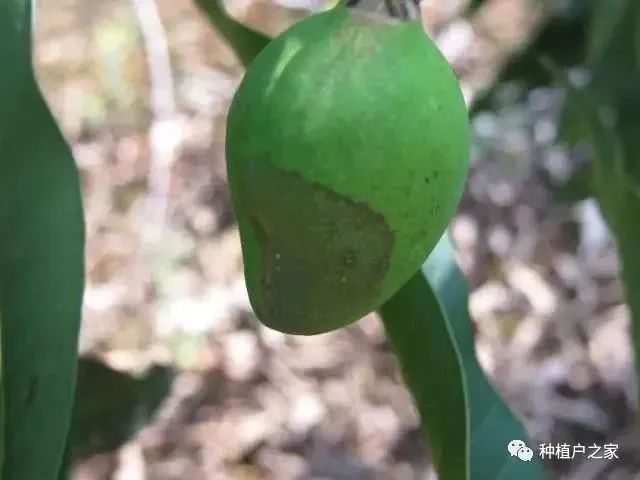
top-left (226, 4), bottom-right (470, 335)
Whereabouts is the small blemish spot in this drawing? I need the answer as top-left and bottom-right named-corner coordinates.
top-left (275, 253), bottom-right (281, 260)
top-left (429, 98), bottom-right (443, 111)
top-left (26, 376), bottom-right (38, 406)
top-left (342, 251), bottom-right (356, 267)
top-left (341, 277), bottom-right (347, 283)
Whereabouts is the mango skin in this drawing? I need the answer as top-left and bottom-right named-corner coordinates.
top-left (226, 5), bottom-right (470, 335)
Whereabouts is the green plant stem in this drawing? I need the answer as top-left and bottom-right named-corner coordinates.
top-left (193, 0), bottom-right (271, 67)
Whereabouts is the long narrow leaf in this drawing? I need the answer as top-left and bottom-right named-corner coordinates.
top-left (587, 0), bottom-right (630, 63)
top-left (546, 60), bottom-right (640, 401)
top-left (379, 256), bottom-right (468, 479)
top-left (636, 7), bottom-right (640, 67)
top-left (0, 1), bottom-right (31, 142)
top-left (67, 358), bottom-right (173, 461)
top-left (380, 236), bottom-right (547, 480)
top-left (0, 2), bottom-right (85, 478)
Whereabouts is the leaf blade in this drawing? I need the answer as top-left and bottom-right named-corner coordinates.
top-left (546, 59), bottom-right (640, 403)
top-left (380, 265), bottom-right (468, 479)
top-left (67, 358), bottom-right (174, 461)
top-left (380, 236), bottom-right (548, 480)
top-left (0, 4), bottom-right (85, 476)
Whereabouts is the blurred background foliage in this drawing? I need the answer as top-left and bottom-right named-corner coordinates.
top-left (30, 0), bottom-right (640, 478)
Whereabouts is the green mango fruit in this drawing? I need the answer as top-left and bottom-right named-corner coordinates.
top-left (226, 4), bottom-right (470, 335)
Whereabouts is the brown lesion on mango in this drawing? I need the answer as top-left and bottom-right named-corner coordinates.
top-left (238, 159), bottom-right (394, 335)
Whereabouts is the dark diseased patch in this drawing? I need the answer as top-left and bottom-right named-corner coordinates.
top-left (239, 159), bottom-right (394, 333)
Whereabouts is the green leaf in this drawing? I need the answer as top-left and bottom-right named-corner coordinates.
top-left (557, 90), bottom-right (590, 145)
top-left (546, 59), bottom-right (640, 401)
top-left (620, 122), bottom-right (640, 189)
top-left (587, 0), bottom-right (629, 63)
top-left (380, 236), bottom-right (547, 480)
top-left (553, 89), bottom-right (595, 204)
top-left (0, 0), bottom-right (31, 140)
top-left (66, 358), bottom-right (174, 461)
top-left (379, 249), bottom-right (467, 479)
top-left (588, 0), bottom-right (640, 118)
top-left (543, 59), bottom-right (627, 225)
top-left (636, 7), bottom-right (640, 68)
top-left (194, 0), bottom-right (271, 68)
top-left (0, 2), bottom-right (85, 479)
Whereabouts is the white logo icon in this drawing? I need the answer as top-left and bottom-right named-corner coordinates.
top-left (507, 439), bottom-right (527, 457)
top-left (518, 446), bottom-right (534, 462)
top-left (508, 440), bottom-right (534, 461)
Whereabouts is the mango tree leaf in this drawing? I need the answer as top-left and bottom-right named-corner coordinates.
top-left (380, 236), bottom-right (548, 480)
top-left (620, 122), bottom-right (640, 191)
top-left (587, 0), bottom-right (629, 63)
top-left (588, 0), bottom-right (639, 119)
top-left (552, 85), bottom-right (594, 204)
top-left (636, 7), bottom-right (640, 67)
top-left (66, 357), bottom-right (174, 461)
top-left (557, 88), bottom-right (591, 146)
top-left (194, 0), bottom-right (271, 68)
top-left (379, 249), bottom-right (467, 479)
top-left (543, 60), bottom-right (627, 231)
top-left (554, 0), bottom-right (640, 200)
top-left (0, 1), bottom-right (85, 478)
top-left (0, 1), bottom-right (31, 141)
top-left (545, 59), bottom-right (640, 399)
